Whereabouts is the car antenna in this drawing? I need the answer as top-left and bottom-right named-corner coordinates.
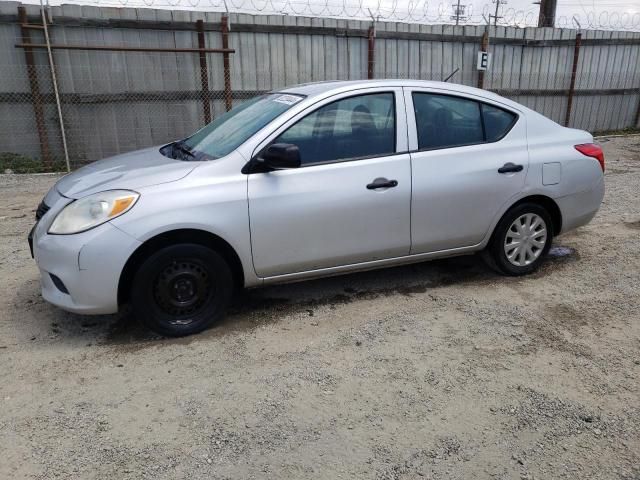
top-left (443, 68), bottom-right (459, 82)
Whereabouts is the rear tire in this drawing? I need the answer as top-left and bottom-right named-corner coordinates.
top-left (484, 203), bottom-right (553, 276)
top-left (130, 243), bottom-right (233, 337)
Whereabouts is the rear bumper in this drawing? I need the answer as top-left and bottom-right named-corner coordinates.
top-left (32, 222), bottom-right (141, 315)
top-left (556, 175), bottom-right (605, 234)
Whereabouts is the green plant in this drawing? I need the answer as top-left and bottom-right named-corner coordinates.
top-left (592, 127), bottom-right (640, 137)
top-left (0, 152), bottom-right (67, 174)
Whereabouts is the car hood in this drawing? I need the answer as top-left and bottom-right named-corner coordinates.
top-left (55, 147), bottom-right (198, 199)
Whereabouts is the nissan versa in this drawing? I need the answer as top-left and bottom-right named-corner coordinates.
top-left (29, 80), bottom-right (605, 336)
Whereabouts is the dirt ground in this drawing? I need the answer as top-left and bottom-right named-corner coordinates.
top-left (1, 135), bottom-right (639, 480)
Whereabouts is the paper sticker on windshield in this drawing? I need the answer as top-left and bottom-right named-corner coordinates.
top-left (273, 94), bottom-right (302, 105)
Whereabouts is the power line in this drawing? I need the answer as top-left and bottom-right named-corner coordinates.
top-left (490, 0), bottom-right (507, 26)
top-left (451, 1), bottom-right (468, 25)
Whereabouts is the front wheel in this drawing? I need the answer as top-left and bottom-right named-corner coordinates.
top-left (130, 244), bottom-right (234, 337)
top-left (484, 203), bottom-right (553, 276)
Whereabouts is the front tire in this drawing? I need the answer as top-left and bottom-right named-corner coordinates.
top-left (484, 203), bottom-right (553, 276)
top-left (130, 244), bottom-right (233, 337)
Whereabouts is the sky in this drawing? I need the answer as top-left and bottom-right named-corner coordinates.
top-left (17, 0), bottom-right (640, 30)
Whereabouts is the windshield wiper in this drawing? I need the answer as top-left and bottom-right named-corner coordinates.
top-left (172, 140), bottom-right (196, 160)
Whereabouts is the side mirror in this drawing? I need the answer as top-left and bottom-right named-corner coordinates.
top-left (259, 143), bottom-right (301, 171)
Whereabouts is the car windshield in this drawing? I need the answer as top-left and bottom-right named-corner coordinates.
top-left (175, 93), bottom-right (304, 160)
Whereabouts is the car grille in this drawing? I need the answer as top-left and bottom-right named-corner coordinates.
top-left (35, 200), bottom-right (50, 221)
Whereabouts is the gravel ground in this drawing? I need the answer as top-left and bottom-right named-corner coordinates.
top-left (1, 135), bottom-right (639, 480)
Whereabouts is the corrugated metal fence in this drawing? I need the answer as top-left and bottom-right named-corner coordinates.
top-left (1, 1), bottom-right (639, 171)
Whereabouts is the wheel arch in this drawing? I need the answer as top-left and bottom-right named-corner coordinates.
top-left (493, 194), bottom-right (562, 241)
top-left (117, 228), bottom-right (244, 306)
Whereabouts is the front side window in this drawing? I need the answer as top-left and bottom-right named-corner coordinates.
top-left (273, 92), bottom-right (396, 165)
top-left (180, 93), bottom-right (304, 159)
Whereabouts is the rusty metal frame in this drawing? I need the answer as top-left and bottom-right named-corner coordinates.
top-left (196, 19), bottom-right (212, 124)
top-left (39, 1), bottom-right (70, 172)
top-left (367, 25), bottom-right (375, 80)
top-left (17, 6), bottom-right (51, 168)
top-left (221, 15), bottom-right (233, 112)
top-left (565, 32), bottom-right (582, 127)
top-left (477, 30), bottom-right (489, 89)
top-left (14, 12), bottom-right (236, 162)
top-left (15, 43), bottom-right (234, 53)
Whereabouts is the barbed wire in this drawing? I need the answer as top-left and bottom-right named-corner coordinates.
top-left (29, 0), bottom-right (640, 31)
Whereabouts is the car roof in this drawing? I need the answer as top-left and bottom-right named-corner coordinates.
top-left (280, 79), bottom-right (525, 112)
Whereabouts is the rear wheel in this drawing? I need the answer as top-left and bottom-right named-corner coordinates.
top-left (131, 244), bottom-right (233, 336)
top-left (484, 203), bottom-right (553, 276)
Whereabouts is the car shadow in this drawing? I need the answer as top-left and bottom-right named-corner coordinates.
top-left (106, 254), bottom-right (500, 347)
top-left (13, 248), bottom-right (578, 350)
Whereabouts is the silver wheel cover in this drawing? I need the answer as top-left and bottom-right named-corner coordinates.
top-left (504, 213), bottom-right (548, 267)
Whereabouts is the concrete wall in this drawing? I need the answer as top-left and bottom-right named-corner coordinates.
top-left (1, 1), bottom-right (639, 166)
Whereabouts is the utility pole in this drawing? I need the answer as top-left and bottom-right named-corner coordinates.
top-left (490, 0), bottom-right (506, 27)
top-left (537, 0), bottom-right (557, 27)
top-left (450, 1), bottom-right (467, 26)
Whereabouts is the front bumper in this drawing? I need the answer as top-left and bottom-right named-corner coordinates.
top-left (32, 219), bottom-right (141, 315)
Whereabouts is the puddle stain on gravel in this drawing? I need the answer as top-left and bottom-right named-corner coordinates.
top-left (548, 246), bottom-right (575, 258)
top-left (520, 302), bottom-right (594, 358)
top-left (624, 220), bottom-right (640, 230)
top-left (545, 303), bottom-right (588, 330)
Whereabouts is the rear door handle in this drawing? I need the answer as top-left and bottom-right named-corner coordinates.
top-left (366, 178), bottom-right (398, 190)
top-left (498, 162), bottom-right (524, 174)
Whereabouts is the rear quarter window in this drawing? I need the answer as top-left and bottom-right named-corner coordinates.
top-left (482, 104), bottom-right (517, 142)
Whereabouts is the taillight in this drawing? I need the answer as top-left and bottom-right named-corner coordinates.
top-left (575, 143), bottom-right (605, 172)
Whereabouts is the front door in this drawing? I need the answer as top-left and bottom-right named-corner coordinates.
top-left (405, 88), bottom-right (529, 253)
top-left (248, 88), bottom-right (411, 278)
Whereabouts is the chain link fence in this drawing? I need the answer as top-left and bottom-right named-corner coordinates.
top-left (1, 4), bottom-right (639, 172)
top-left (2, 57), bottom-right (219, 171)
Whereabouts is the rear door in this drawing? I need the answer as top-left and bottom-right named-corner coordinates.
top-left (405, 88), bottom-right (528, 254)
top-left (248, 87), bottom-right (411, 278)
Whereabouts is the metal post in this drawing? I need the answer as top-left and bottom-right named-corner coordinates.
top-left (18, 6), bottom-right (52, 169)
top-left (634, 76), bottom-right (640, 128)
top-left (367, 25), bottom-right (375, 79)
top-left (477, 30), bottom-right (489, 89)
top-left (538, 0), bottom-right (558, 28)
top-left (221, 16), bottom-right (233, 112)
top-left (565, 32), bottom-right (581, 127)
top-left (196, 19), bottom-right (211, 124)
top-left (40, 0), bottom-right (70, 172)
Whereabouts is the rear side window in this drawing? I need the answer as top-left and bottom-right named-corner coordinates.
top-left (412, 93), bottom-right (517, 150)
top-left (274, 92), bottom-right (396, 165)
top-left (482, 104), bottom-right (517, 142)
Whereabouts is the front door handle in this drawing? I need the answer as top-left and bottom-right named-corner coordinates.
top-left (498, 162), bottom-right (524, 174)
top-left (366, 178), bottom-right (398, 190)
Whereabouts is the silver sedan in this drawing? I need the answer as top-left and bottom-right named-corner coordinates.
top-left (30, 80), bottom-right (605, 336)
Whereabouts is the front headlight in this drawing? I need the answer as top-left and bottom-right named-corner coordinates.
top-left (48, 190), bottom-right (139, 235)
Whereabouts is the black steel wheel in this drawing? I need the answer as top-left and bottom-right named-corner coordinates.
top-left (131, 243), bottom-right (233, 336)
